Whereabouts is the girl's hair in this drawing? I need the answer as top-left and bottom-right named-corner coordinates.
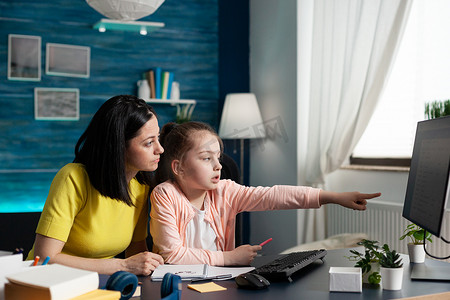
top-left (74, 95), bottom-right (156, 206)
top-left (155, 121), bottom-right (223, 184)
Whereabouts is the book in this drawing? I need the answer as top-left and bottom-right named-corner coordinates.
top-left (150, 264), bottom-right (255, 281)
top-left (154, 67), bottom-right (162, 99)
top-left (146, 69), bottom-right (156, 99)
top-left (166, 72), bottom-right (174, 99)
top-left (5, 284), bottom-right (120, 300)
top-left (162, 71), bottom-right (172, 99)
top-left (5, 264), bottom-right (99, 300)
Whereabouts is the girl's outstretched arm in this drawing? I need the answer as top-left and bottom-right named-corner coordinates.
top-left (319, 191), bottom-right (381, 210)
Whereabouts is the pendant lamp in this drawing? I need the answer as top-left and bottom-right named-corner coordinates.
top-left (86, 0), bottom-right (165, 21)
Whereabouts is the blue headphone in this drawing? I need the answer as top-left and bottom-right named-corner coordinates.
top-left (106, 271), bottom-right (181, 300)
top-left (160, 273), bottom-right (182, 300)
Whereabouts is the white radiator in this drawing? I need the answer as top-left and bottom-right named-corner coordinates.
top-left (327, 200), bottom-right (450, 261)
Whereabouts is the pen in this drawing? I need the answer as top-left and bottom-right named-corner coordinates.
top-left (190, 274), bottom-right (233, 283)
top-left (42, 256), bottom-right (50, 265)
top-left (260, 238), bottom-right (272, 247)
top-left (32, 256), bottom-right (40, 266)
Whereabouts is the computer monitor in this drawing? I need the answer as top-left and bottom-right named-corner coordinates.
top-left (402, 115), bottom-right (450, 281)
top-left (402, 116), bottom-right (450, 237)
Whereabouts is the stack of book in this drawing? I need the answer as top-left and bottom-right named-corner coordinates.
top-left (4, 264), bottom-right (120, 300)
top-left (145, 67), bottom-right (174, 100)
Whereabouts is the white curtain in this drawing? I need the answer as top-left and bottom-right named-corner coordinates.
top-left (299, 0), bottom-right (412, 243)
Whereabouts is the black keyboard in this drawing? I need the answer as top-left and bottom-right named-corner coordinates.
top-left (252, 249), bottom-right (327, 282)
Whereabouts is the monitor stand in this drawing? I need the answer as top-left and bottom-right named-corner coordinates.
top-left (411, 264), bottom-right (450, 281)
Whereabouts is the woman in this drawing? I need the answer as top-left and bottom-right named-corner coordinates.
top-left (27, 95), bottom-right (164, 275)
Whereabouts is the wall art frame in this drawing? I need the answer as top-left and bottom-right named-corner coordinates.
top-left (34, 88), bottom-right (80, 121)
top-left (8, 34), bottom-right (41, 81)
top-left (46, 43), bottom-right (90, 78)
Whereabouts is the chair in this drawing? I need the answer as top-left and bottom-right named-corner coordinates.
top-left (220, 153), bottom-right (246, 246)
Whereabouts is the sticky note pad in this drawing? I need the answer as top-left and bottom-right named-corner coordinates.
top-left (187, 282), bottom-right (227, 293)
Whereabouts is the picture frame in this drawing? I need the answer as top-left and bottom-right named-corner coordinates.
top-left (8, 34), bottom-right (41, 81)
top-left (34, 88), bottom-right (80, 121)
top-left (46, 43), bottom-right (90, 78)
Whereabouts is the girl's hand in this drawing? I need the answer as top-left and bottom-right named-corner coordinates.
top-left (319, 191), bottom-right (381, 211)
top-left (224, 245), bottom-right (262, 266)
top-left (123, 251), bottom-right (164, 276)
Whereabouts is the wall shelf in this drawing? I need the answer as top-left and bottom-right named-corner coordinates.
top-left (145, 99), bottom-right (197, 120)
top-left (93, 19), bottom-right (165, 35)
top-left (145, 99), bottom-right (196, 106)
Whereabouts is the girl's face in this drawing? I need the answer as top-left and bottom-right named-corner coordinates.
top-left (125, 117), bottom-right (164, 181)
top-left (176, 131), bottom-right (222, 192)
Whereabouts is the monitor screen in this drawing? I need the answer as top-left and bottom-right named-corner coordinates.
top-left (402, 116), bottom-right (450, 237)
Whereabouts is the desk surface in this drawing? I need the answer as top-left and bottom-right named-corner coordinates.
top-left (140, 247), bottom-right (450, 300)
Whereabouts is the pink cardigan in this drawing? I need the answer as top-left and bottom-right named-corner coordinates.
top-left (150, 179), bottom-right (321, 266)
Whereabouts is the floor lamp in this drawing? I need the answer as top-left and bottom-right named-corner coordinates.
top-left (218, 93), bottom-right (266, 185)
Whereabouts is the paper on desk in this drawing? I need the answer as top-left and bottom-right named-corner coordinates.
top-left (0, 254), bottom-right (25, 300)
top-left (187, 282), bottom-right (227, 293)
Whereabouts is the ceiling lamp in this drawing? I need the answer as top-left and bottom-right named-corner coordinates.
top-left (86, 0), bottom-right (165, 21)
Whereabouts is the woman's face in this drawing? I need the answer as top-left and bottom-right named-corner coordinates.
top-left (125, 117), bottom-right (163, 181)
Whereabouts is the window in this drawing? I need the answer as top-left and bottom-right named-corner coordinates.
top-left (351, 0), bottom-right (450, 164)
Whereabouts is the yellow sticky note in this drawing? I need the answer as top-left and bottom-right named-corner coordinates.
top-left (187, 282), bottom-right (227, 293)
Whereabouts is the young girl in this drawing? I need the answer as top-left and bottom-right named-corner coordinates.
top-left (150, 121), bottom-right (381, 266)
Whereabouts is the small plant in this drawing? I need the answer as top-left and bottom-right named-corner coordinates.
top-left (347, 239), bottom-right (382, 284)
top-left (399, 223), bottom-right (432, 245)
top-left (175, 103), bottom-right (195, 124)
top-left (379, 244), bottom-right (403, 268)
top-left (424, 100), bottom-right (450, 120)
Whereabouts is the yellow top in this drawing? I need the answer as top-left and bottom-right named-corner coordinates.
top-left (28, 163), bottom-right (149, 259)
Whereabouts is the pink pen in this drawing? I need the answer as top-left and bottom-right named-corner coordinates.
top-left (259, 238), bottom-right (273, 247)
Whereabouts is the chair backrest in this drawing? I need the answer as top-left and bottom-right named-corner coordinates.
top-left (220, 153), bottom-right (245, 246)
top-left (220, 152), bottom-right (240, 183)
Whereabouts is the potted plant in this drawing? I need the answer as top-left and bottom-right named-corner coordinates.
top-left (424, 99), bottom-right (450, 120)
top-left (379, 244), bottom-right (404, 290)
top-left (347, 239), bottom-right (381, 285)
top-left (399, 223), bottom-right (432, 263)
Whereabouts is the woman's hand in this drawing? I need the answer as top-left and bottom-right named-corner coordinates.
top-left (224, 244), bottom-right (262, 266)
top-left (123, 251), bottom-right (164, 276)
top-left (319, 191), bottom-right (381, 210)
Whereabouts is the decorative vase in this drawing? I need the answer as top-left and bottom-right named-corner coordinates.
top-left (381, 267), bottom-right (403, 290)
top-left (137, 80), bottom-right (150, 100)
top-left (408, 243), bottom-right (425, 263)
top-left (362, 262), bottom-right (380, 284)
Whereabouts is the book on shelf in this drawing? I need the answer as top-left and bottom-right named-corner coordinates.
top-left (154, 67), bottom-right (162, 99)
top-left (146, 69), bottom-right (156, 99)
top-left (5, 264), bottom-right (100, 300)
top-left (161, 71), bottom-right (174, 99)
top-left (150, 264), bottom-right (255, 281)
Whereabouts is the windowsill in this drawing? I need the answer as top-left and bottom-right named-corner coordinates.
top-left (341, 164), bottom-right (410, 172)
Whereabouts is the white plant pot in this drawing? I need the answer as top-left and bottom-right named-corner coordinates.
top-left (408, 243), bottom-right (425, 263)
top-left (362, 262), bottom-right (380, 284)
top-left (381, 267), bottom-right (404, 290)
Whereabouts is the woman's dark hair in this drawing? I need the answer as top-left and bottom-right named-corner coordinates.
top-left (155, 121), bottom-right (223, 184)
top-left (74, 95), bottom-right (156, 206)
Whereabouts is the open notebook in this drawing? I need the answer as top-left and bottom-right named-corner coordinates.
top-left (151, 264), bottom-right (254, 281)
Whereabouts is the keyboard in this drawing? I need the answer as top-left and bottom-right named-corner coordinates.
top-left (251, 249), bottom-right (327, 282)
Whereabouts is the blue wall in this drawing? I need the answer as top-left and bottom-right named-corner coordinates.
top-left (0, 0), bottom-right (219, 170)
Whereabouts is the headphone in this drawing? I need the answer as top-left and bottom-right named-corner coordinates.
top-left (160, 273), bottom-right (182, 300)
top-left (106, 271), bottom-right (181, 300)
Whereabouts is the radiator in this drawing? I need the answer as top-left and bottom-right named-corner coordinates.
top-left (327, 200), bottom-right (450, 261)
